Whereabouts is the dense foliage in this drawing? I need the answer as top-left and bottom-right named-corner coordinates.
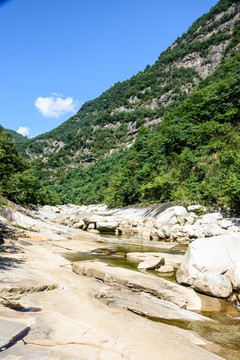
top-left (105, 53), bottom-right (240, 210)
top-left (43, 51), bottom-right (240, 213)
top-left (0, 127), bottom-right (60, 205)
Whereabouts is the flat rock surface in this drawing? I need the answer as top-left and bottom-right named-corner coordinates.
top-left (72, 260), bottom-right (202, 310)
top-left (97, 286), bottom-right (210, 322)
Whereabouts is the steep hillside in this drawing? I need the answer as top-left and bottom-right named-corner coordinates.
top-left (18, 0), bottom-right (240, 168)
top-left (49, 50), bottom-right (240, 211)
top-left (15, 0), bottom-right (240, 211)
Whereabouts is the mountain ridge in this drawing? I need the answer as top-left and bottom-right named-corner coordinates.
top-left (17, 0), bottom-right (239, 164)
top-left (13, 0), bottom-right (240, 211)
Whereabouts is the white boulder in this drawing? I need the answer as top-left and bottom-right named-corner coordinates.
top-left (156, 206), bottom-right (188, 228)
top-left (187, 205), bottom-right (202, 212)
top-left (218, 219), bottom-right (233, 229)
top-left (194, 273), bottom-right (232, 298)
top-left (176, 233), bottom-right (240, 286)
top-left (201, 213), bottom-right (222, 224)
top-left (156, 225), bottom-right (171, 239)
top-left (182, 225), bottom-right (203, 239)
top-left (96, 221), bottom-right (118, 232)
top-left (202, 224), bottom-right (226, 237)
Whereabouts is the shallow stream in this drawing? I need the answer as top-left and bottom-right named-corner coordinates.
top-left (64, 236), bottom-right (240, 360)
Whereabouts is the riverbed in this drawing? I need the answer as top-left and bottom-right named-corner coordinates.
top-left (63, 237), bottom-right (240, 360)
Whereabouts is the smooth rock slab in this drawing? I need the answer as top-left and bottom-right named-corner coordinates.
top-left (194, 273), bottom-right (232, 298)
top-left (72, 260), bottom-right (202, 310)
top-left (97, 286), bottom-right (210, 322)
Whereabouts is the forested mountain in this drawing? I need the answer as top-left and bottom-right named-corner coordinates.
top-left (1, 126), bottom-right (26, 143)
top-left (11, 0), bottom-right (240, 211)
top-left (0, 127), bottom-right (60, 206)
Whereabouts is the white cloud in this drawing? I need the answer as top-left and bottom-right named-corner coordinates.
top-left (35, 93), bottom-right (79, 118)
top-left (17, 126), bottom-right (30, 136)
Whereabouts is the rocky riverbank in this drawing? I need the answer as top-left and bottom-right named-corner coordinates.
top-left (0, 200), bottom-right (239, 359)
top-left (39, 202), bottom-right (240, 302)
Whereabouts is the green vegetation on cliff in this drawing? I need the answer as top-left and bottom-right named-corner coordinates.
top-left (45, 51), bottom-right (240, 211)
top-left (0, 127), bottom-right (60, 206)
top-left (105, 53), bottom-right (240, 210)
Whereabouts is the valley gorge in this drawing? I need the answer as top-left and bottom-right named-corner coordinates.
top-left (1, 0), bottom-right (240, 359)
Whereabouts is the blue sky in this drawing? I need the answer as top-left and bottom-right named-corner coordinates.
top-left (0, 0), bottom-right (218, 137)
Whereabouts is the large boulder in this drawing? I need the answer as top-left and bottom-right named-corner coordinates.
top-left (96, 221), bottom-right (118, 232)
top-left (202, 223), bottom-right (226, 237)
top-left (176, 233), bottom-right (240, 286)
top-left (218, 219), bottom-right (233, 230)
top-left (156, 206), bottom-right (188, 228)
top-left (194, 273), bottom-right (232, 298)
top-left (156, 225), bottom-right (171, 239)
top-left (200, 213), bottom-right (222, 224)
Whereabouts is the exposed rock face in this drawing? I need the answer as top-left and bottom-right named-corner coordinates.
top-left (176, 233), bottom-right (240, 286)
top-left (194, 273), bottom-right (232, 298)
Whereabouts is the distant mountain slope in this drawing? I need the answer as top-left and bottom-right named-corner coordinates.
top-left (48, 50), bottom-right (240, 211)
top-left (18, 0), bottom-right (240, 167)
top-left (1, 126), bottom-right (27, 143)
top-left (15, 0), bottom-right (240, 212)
